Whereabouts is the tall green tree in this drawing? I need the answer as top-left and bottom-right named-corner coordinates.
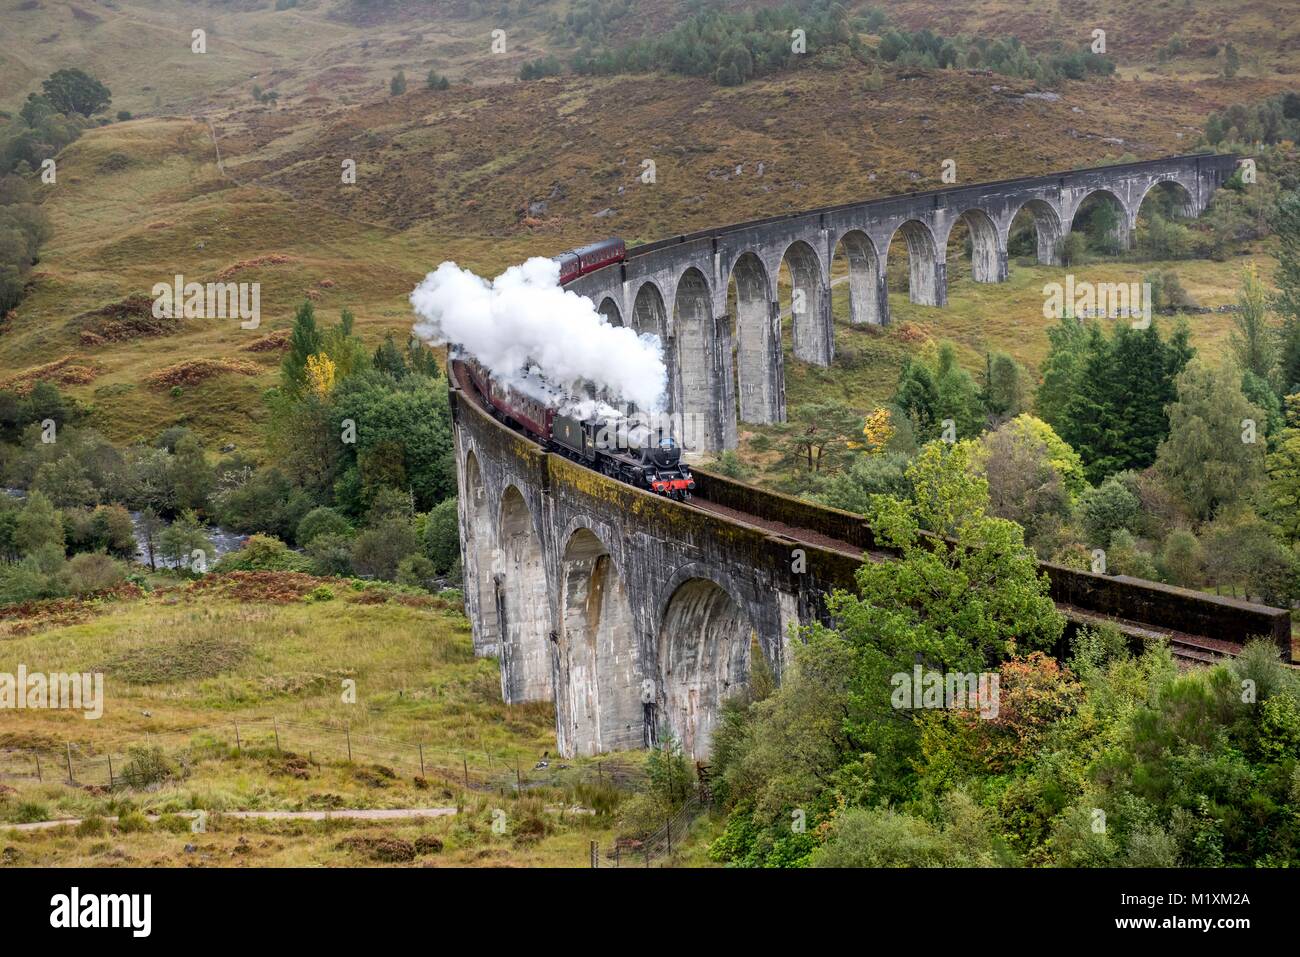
top-left (1269, 191), bottom-right (1300, 396)
top-left (891, 358), bottom-right (939, 439)
top-left (1154, 362), bottom-right (1267, 521)
top-left (281, 300), bottom-right (322, 396)
top-left (1230, 267), bottom-right (1278, 388)
top-left (1035, 316), bottom-right (1092, 432)
top-left (1057, 320), bottom-right (1193, 483)
top-left (14, 491), bottom-right (64, 555)
top-left (981, 351), bottom-right (1027, 423)
top-left (773, 402), bottom-right (862, 473)
top-left (891, 341), bottom-right (984, 442)
top-left (1263, 394), bottom-right (1300, 545)
top-left (40, 68), bottom-right (111, 117)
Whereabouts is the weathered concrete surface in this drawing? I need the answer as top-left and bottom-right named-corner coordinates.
top-left (451, 374), bottom-right (825, 761)
top-left (567, 153), bottom-right (1241, 453)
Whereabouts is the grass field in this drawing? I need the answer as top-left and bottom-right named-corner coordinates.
top-left (0, 573), bottom-right (662, 866)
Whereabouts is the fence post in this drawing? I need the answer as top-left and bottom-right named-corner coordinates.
top-left (418, 743), bottom-right (425, 778)
top-left (65, 742), bottom-right (75, 785)
top-left (107, 753), bottom-right (114, 789)
top-left (34, 750), bottom-right (42, 783)
top-left (233, 721), bottom-right (241, 753)
top-left (590, 841), bottom-right (598, 868)
top-left (615, 844), bottom-right (620, 868)
top-left (273, 717), bottom-right (281, 753)
top-left (346, 725), bottom-right (352, 763)
top-left (597, 760), bottom-right (602, 787)
top-left (463, 756), bottom-right (469, 790)
top-left (515, 758), bottom-right (521, 793)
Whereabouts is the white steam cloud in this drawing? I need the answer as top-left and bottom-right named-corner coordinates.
top-left (410, 257), bottom-right (667, 413)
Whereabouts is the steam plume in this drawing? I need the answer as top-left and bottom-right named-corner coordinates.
top-left (410, 257), bottom-right (667, 412)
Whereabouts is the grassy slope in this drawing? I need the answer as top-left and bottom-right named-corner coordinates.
top-left (3, 60), bottom-right (1290, 452)
top-left (0, 579), bottom-right (630, 866)
top-left (0, 0), bottom-right (558, 116)
top-left (0, 115), bottom-right (542, 453)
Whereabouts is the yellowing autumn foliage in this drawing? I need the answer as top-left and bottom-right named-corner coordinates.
top-left (862, 407), bottom-right (895, 453)
top-left (305, 352), bottom-right (336, 397)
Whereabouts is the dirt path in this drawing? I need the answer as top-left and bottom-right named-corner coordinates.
top-left (4, 803), bottom-right (596, 832)
top-left (3, 808), bottom-right (459, 832)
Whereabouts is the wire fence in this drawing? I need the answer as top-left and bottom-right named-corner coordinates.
top-left (591, 794), bottom-right (707, 868)
top-left (0, 716), bottom-right (645, 797)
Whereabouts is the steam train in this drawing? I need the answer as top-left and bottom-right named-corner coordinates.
top-left (453, 352), bottom-right (695, 500)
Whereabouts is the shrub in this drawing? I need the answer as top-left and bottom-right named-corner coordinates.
top-left (65, 551), bottom-right (125, 594)
top-left (396, 553), bottom-right (435, 589)
top-left (615, 791), bottom-right (672, 841)
top-left (1157, 528), bottom-right (1204, 587)
top-left (218, 534), bottom-right (313, 573)
top-left (13, 801), bottom-right (49, 824)
top-left (351, 518), bottom-right (419, 580)
top-left (1077, 475), bottom-right (1141, 549)
top-left (1107, 528), bottom-right (1160, 580)
top-left (115, 810), bottom-right (151, 833)
top-left (119, 745), bottom-right (180, 789)
top-left (423, 498), bottom-right (459, 573)
top-left (303, 584), bottom-right (335, 603)
top-left (1057, 231), bottom-right (1088, 268)
top-left (297, 506), bottom-right (352, 546)
top-left (75, 816), bottom-right (106, 837)
top-left (711, 450), bottom-right (752, 479)
top-left (306, 532), bottom-right (354, 576)
top-left (811, 807), bottom-right (948, 867)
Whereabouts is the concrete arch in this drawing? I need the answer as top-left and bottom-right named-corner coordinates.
top-left (631, 279), bottom-right (677, 424)
top-left (656, 576), bottom-right (753, 760)
top-left (832, 229), bottom-right (885, 327)
top-left (780, 239), bottom-right (833, 365)
top-left (1006, 198), bottom-right (1064, 266)
top-left (673, 266), bottom-right (718, 454)
top-left (597, 295), bottom-right (623, 327)
top-left (496, 484), bottom-right (553, 704)
top-left (559, 527), bottom-right (643, 755)
top-left (729, 251), bottom-right (782, 425)
top-left (1135, 178), bottom-right (1197, 220)
top-left (631, 280), bottom-right (668, 339)
top-left (462, 449), bottom-right (499, 658)
top-left (1069, 187), bottom-right (1131, 251)
top-left (948, 207), bottom-right (1005, 283)
top-left (885, 219), bottom-right (944, 306)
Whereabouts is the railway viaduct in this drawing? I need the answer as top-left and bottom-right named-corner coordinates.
top-left (450, 152), bottom-right (1288, 762)
top-left (567, 152), bottom-right (1241, 452)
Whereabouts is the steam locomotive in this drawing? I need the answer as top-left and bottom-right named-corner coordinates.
top-left (453, 353), bottom-right (695, 500)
